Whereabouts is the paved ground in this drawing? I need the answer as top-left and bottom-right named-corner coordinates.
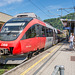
top-left (36, 42), bottom-right (75, 75)
top-left (3, 42), bottom-right (75, 75)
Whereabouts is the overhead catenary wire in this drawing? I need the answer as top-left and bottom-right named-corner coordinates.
top-left (35, 0), bottom-right (61, 17)
top-left (29, 0), bottom-right (66, 18)
top-left (63, 9), bottom-right (70, 14)
top-left (58, 7), bottom-right (75, 17)
top-left (48, 10), bottom-right (61, 17)
top-left (28, 0), bottom-right (51, 18)
top-left (58, 0), bottom-right (75, 15)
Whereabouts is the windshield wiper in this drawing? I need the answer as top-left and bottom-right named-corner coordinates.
top-left (7, 31), bottom-right (12, 35)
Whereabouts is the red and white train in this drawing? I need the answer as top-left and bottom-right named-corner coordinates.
top-left (0, 13), bottom-right (58, 64)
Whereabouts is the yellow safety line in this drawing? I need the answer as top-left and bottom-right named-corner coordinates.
top-left (20, 45), bottom-right (60, 75)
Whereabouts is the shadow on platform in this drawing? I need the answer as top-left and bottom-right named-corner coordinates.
top-left (61, 48), bottom-right (75, 52)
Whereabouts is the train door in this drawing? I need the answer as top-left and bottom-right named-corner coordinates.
top-left (53, 29), bottom-right (58, 44)
top-left (20, 24), bottom-right (41, 53)
top-left (48, 28), bottom-right (53, 46)
top-left (35, 24), bottom-right (42, 49)
top-left (40, 26), bottom-right (46, 49)
top-left (55, 33), bottom-right (58, 43)
top-left (53, 30), bottom-right (56, 45)
top-left (35, 25), bottom-right (46, 49)
top-left (45, 27), bottom-right (53, 49)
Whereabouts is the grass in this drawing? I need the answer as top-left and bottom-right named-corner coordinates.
top-left (0, 69), bottom-right (5, 75)
top-left (0, 65), bottom-right (17, 75)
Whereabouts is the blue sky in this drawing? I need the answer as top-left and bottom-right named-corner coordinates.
top-left (0, 0), bottom-right (75, 20)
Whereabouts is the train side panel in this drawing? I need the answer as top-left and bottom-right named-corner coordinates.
top-left (45, 37), bottom-right (53, 49)
top-left (20, 37), bottom-right (45, 53)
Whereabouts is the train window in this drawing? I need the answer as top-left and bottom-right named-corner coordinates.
top-left (46, 28), bottom-right (53, 37)
top-left (31, 25), bottom-right (36, 37)
top-left (48, 29), bottom-right (51, 37)
top-left (41, 26), bottom-right (45, 37)
top-left (51, 29), bottom-right (53, 36)
top-left (35, 25), bottom-right (41, 37)
top-left (49, 29), bottom-right (53, 37)
top-left (46, 27), bottom-right (49, 37)
top-left (26, 25), bottom-right (36, 39)
top-left (37, 25), bottom-right (39, 29)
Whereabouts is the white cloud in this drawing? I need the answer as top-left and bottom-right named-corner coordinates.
top-left (6, 0), bottom-right (23, 4)
top-left (0, 0), bottom-right (23, 7)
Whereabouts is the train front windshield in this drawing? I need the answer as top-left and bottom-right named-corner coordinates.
top-left (0, 17), bottom-right (33, 41)
top-left (1, 22), bottom-right (25, 32)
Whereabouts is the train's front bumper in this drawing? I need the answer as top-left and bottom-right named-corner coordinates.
top-left (0, 41), bottom-right (15, 55)
top-left (0, 40), bottom-right (21, 55)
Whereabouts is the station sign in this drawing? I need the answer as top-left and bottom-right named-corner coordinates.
top-left (63, 27), bottom-right (71, 30)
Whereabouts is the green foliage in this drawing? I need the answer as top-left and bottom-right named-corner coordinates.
top-left (44, 13), bottom-right (75, 30)
top-left (0, 69), bottom-right (5, 75)
top-left (0, 65), bottom-right (17, 75)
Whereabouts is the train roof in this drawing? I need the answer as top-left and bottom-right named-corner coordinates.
top-left (14, 13), bottom-right (41, 20)
top-left (14, 13), bottom-right (58, 33)
top-left (45, 22), bottom-right (54, 29)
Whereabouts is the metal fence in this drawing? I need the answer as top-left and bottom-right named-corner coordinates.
top-left (51, 65), bottom-right (65, 75)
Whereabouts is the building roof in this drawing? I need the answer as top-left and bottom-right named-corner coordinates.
top-left (60, 19), bottom-right (75, 27)
top-left (60, 19), bottom-right (75, 22)
top-left (0, 12), bottom-right (13, 22)
top-left (60, 19), bottom-right (75, 24)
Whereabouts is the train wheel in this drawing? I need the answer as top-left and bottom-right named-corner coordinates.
top-left (32, 51), bottom-right (36, 57)
top-left (28, 52), bottom-right (32, 59)
top-left (34, 51), bottom-right (39, 55)
top-left (40, 48), bottom-right (44, 52)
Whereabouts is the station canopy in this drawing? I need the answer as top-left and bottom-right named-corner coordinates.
top-left (60, 19), bottom-right (75, 36)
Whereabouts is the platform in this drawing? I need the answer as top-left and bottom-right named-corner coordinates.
top-left (3, 41), bottom-right (75, 75)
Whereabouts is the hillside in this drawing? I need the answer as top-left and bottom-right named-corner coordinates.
top-left (44, 13), bottom-right (75, 30)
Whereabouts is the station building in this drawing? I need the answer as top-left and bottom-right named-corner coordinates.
top-left (0, 12), bottom-right (13, 29)
top-left (61, 19), bottom-right (75, 36)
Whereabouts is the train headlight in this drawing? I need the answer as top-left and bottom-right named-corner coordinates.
top-left (1, 43), bottom-right (8, 46)
top-left (0, 48), bottom-right (9, 55)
